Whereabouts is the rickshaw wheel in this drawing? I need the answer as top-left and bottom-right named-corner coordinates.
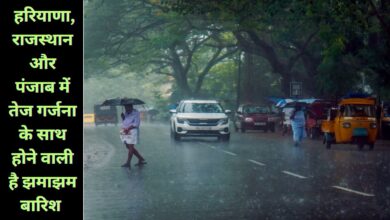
top-left (369, 143), bottom-right (374, 150)
top-left (356, 137), bottom-right (364, 150)
top-left (355, 137), bottom-right (365, 150)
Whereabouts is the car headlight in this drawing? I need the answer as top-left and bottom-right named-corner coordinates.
top-left (177, 118), bottom-right (186, 124)
top-left (218, 118), bottom-right (229, 125)
top-left (244, 117), bottom-right (254, 123)
top-left (370, 123), bottom-right (377, 128)
top-left (343, 122), bottom-right (351, 128)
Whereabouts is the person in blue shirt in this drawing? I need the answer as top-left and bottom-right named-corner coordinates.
top-left (290, 105), bottom-right (306, 146)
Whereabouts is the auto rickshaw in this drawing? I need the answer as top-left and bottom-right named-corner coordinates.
top-left (305, 100), bottom-right (336, 139)
top-left (321, 96), bottom-right (378, 150)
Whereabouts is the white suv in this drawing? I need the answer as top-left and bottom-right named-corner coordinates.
top-left (170, 100), bottom-right (231, 141)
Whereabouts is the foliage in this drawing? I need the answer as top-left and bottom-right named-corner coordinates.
top-left (85, 0), bottom-right (390, 104)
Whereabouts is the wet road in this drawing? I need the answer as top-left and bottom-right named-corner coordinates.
top-left (84, 123), bottom-right (390, 220)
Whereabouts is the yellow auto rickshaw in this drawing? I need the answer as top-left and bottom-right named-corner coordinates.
top-left (321, 97), bottom-right (378, 150)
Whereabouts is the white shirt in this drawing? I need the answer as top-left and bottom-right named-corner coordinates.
top-left (121, 109), bottom-right (140, 129)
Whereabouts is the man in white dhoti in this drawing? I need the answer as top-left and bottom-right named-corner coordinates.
top-left (120, 104), bottom-right (146, 169)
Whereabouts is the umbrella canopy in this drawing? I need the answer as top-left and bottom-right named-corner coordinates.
top-left (275, 99), bottom-right (295, 108)
top-left (284, 101), bottom-right (308, 108)
top-left (101, 98), bottom-right (145, 106)
top-left (297, 98), bottom-right (317, 104)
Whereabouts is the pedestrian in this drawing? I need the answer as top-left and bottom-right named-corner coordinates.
top-left (120, 104), bottom-right (146, 169)
top-left (290, 105), bottom-right (306, 146)
top-left (282, 107), bottom-right (294, 136)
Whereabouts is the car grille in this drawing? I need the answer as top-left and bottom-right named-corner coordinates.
top-left (187, 119), bottom-right (219, 126)
top-left (187, 130), bottom-right (220, 135)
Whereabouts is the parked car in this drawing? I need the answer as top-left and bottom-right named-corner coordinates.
top-left (170, 100), bottom-right (231, 141)
top-left (234, 104), bottom-right (279, 133)
top-left (94, 104), bottom-right (118, 126)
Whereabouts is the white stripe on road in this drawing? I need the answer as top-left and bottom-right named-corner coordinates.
top-left (199, 143), bottom-right (235, 156)
top-left (282, 171), bottom-right (307, 179)
top-left (199, 143), bottom-right (216, 149)
top-left (221, 150), bottom-right (237, 156)
top-left (248, 159), bottom-right (266, 166)
top-left (332, 186), bottom-right (375, 197)
top-left (208, 145), bottom-right (216, 149)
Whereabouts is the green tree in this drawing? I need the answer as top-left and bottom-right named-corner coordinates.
top-left (85, 0), bottom-right (238, 99)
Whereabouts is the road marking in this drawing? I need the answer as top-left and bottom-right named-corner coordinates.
top-left (205, 144), bottom-right (216, 149)
top-left (221, 150), bottom-right (237, 156)
top-left (248, 159), bottom-right (266, 166)
top-left (332, 186), bottom-right (375, 197)
top-left (199, 143), bottom-right (216, 149)
top-left (282, 171), bottom-right (307, 179)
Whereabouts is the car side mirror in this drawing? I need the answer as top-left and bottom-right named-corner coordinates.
top-left (225, 110), bottom-right (232, 114)
top-left (169, 109), bottom-right (176, 114)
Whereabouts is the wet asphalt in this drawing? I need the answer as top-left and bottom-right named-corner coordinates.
top-left (84, 122), bottom-right (390, 220)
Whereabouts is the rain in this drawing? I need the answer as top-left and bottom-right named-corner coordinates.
top-left (84, 1), bottom-right (390, 219)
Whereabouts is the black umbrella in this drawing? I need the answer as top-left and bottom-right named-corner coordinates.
top-left (101, 98), bottom-right (145, 106)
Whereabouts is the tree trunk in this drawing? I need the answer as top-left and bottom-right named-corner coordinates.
top-left (281, 73), bottom-right (292, 97)
top-left (241, 53), bottom-right (255, 103)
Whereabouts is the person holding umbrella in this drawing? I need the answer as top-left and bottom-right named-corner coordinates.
top-left (290, 103), bottom-right (307, 146)
top-left (120, 103), bottom-right (147, 169)
top-left (101, 98), bottom-right (147, 169)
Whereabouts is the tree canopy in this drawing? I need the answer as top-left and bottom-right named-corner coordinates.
top-left (85, 0), bottom-right (390, 105)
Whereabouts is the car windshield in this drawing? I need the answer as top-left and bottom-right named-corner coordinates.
top-left (343, 104), bottom-right (375, 117)
top-left (182, 103), bottom-right (223, 113)
top-left (244, 106), bottom-right (269, 114)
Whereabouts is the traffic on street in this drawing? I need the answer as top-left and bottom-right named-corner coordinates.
top-left (84, 122), bottom-right (390, 220)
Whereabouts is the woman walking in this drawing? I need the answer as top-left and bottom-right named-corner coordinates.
top-left (290, 105), bottom-right (306, 146)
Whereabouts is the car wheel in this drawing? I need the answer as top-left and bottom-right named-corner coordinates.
top-left (174, 132), bottom-right (181, 141)
top-left (171, 125), bottom-right (181, 141)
